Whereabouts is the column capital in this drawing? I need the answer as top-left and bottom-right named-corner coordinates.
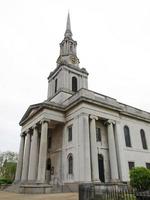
top-left (24, 129), bottom-right (30, 135)
top-left (20, 132), bottom-right (25, 137)
top-left (40, 118), bottom-right (49, 125)
top-left (32, 124), bottom-right (38, 130)
top-left (105, 119), bottom-right (115, 126)
top-left (90, 115), bottom-right (98, 120)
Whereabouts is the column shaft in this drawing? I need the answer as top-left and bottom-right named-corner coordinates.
top-left (107, 121), bottom-right (119, 181)
top-left (83, 114), bottom-right (91, 181)
top-left (37, 121), bottom-right (48, 183)
top-left (21, 131), bottom-right (31, 181)
top-left (78, 114), bottom-right (91, 181)
top-left (28, 126), bottom-right (39, 181)
top-left (14, 134), bottom-right (25, 182)
top-left (90, 116), bottom-right (99, 182)
top-left (115, 122), bottom-right (126, 181)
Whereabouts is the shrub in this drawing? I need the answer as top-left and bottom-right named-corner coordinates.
top-left (0, 178), bottom-right (12, 185)
top-left (130, 167), bottom-right (150, 191)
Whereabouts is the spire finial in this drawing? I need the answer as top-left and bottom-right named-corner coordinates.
top-left (65, 12), bottom-right (72, 38)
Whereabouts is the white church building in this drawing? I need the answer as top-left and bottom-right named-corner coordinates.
top-left (14, 14), bottom-right (150, 192)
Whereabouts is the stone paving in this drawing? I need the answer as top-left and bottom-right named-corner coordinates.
top-left (0, 191), bottom-right (78, 200)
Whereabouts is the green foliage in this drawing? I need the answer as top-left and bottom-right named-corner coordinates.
top-left (0, 178), bottom-right (12, 185)
top-left (130, 167), bottom-right (150, 191)
top-left (0, 151), bottom-right (18, 182)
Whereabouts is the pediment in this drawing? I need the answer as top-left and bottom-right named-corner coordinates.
top-left (19, 103), bottom-right (43, 126)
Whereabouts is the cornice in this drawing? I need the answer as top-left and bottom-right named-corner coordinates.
top-left (47, 64), bottom-right (88, 80)
top-left (20, 89), bottom-right (150, 126)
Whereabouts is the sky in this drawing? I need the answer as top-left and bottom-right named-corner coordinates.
top-left (0, 0), bottom-right (150, 152)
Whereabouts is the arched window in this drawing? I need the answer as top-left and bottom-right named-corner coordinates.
top-left (55, 79), bottom-right (57, 93)
top-left (72, 77), bottom-right (77, 92)
top-left (140, 129), bottom-right (148, 149)
top-left (47, 158), bottom-right (51, 170)
top-left (124, 126), bottom-right (131, 147)
top-left (68, 154), bottom-right (73, 174)
top-left (98, 154), bottom-right (105, 182)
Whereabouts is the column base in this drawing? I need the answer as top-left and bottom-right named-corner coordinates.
top-left (110, 179), bottom-right (120, 183)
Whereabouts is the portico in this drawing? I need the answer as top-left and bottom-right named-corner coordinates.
top-left (15, 115), bottom-right (65, 184)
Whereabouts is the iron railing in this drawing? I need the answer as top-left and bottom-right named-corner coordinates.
top-left (79, 183), bottom-right (150, 200)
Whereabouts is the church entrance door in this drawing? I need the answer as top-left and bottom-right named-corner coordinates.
top-left (46, 158), bottom-right (51, 182)
top-left (98, 154), bottom-right (105, 182)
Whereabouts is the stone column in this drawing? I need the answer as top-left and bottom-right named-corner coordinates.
top-left (37, 120), bottom-right (49, 183)
top-left (14, 133), bottom-right (25, 183)
top-left (115, 122), bottom-right (126, 181)
top-left (83, 114), bottom-right (91, 181)
top-left (78, 114), bottom-right (91, 181)
top-left (28, 125), bottom-right (39, 181)
top-left (90, 115), bottom-right (99, 182)
top-left (21, 130), bottom-right (31, 182)
top-left (106, 120), bottom-right (119, 181)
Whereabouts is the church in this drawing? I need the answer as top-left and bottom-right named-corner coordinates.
top-left (14, 14), bottom-right (150, 193)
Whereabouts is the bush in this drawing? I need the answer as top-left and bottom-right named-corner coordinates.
top-left (0, 178), bottom-right (12, 185)
top-left (130, 167), bottom-right (150, 191)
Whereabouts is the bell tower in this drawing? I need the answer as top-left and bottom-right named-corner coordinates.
top-left (47, 13), bottom-right (88, 103)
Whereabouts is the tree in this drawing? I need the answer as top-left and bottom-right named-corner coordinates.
top-left (130, 167), bottom-right (150, 191)
top-left (0, 151), bottom-right (18, 181)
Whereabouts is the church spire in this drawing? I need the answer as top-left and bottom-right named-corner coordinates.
top-left (57, 13), bottom-right (80, 67)
top-left (64, 12), bottom-right (72, 38)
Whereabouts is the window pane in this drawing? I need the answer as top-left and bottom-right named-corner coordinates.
top-left (68, 155), bottom-right (73, 174)
top-left (72, 77), bottom-right (77, 92)
top-left (140, 129), bottom-right (148, 150)
top-left (55, 79), bottom-right (57, 93)
top-left (128, 162), bottom-right (135, 170)
top-left (124, 126), bottom-right (131, 147)
top-left (146, 163), bottom-right (150, 169)
top-left (47, 158), bottom-right (51, 170)
top-left (48, 128), bottom-right (52, 149)
top-left (68, 126), bottom-right (72, 142)
top-left (96, 127), bottom-right (101, 142)
top-left (48, 137), bottom-right (52, 149)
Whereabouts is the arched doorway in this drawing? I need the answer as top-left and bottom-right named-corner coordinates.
top-left (98, 154), bottom-right (105, 182)
top-left (46, 158), bottom-right (51, 182)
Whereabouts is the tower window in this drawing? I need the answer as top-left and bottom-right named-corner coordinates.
top-left (96, 127), bottom-right (101, 142)
top-left (68, 126), bottom-right (72, 142)
top-left (72, 76), bottom-right (77, 92)
top-left (68, 154), bottom-right (73, 174)
top-left (55, 79), bottom-right (57, 93)
top-left (124, 126), bottom-right (131, 147)
top-left (140, 129), bottom-right (148, 150)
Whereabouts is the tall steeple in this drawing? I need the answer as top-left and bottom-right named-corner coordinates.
top-left (64, 12), bottom-right (72, 38)
top-left (47, 13), bottom-right (88, 101)
top-left (57, 13), bottom-right (80, 67)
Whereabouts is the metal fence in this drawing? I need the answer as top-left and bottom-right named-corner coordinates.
top-left (79, 183), bottom-right (150, 200)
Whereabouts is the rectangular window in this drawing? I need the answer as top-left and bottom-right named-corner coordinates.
top-left (146, 163), bottom-right (150, 169)
top-left (128, 162), bottom-right (135, 170)
top-left (48, 137), bottom-right (52, 149)
top-left (96, 127), bottom-right (101, 142)
top-left (48, 128), bottom-right (52, 149)
top-left (68, 126), bottom-right (72, 142)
